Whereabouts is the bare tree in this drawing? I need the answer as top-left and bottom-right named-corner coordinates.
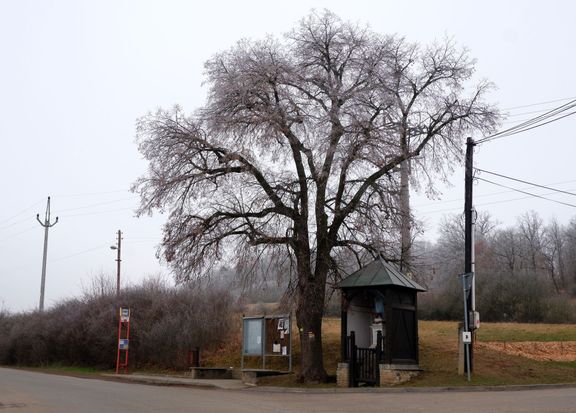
top-left (563, 218), bottom-right (576, 292)
top-left (132, 11), bottom-right (499, 382)
top-left (518, 211), bottom-right (546, 271)
top-left (492, 228), bottom-right (520, 273)
top-left (543, 218), bottom-right (567, 293)
top-left (434, 211), bottom-right (498, 281)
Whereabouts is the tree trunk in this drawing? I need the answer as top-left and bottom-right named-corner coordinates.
top-left (295, 268), bottom-right (328, 383)
top-left (400, 159), bottom-right (412, 271)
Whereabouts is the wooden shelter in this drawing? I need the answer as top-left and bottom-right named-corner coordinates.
top-left (337, 257), bottom-right (426, 387)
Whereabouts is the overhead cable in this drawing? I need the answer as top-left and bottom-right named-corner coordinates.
top-left (476, 177), bottom-right (576, 208)
top-left (0, 199), bottom-right (44, 226)
top-left (502, 96), bottom-right (576, 111)
top-left (474, 168), bottom-right (576, 197)
top-left (478, 99), bottom-right (576, 143)
top-left (50, 243), bottom-right (111, 263)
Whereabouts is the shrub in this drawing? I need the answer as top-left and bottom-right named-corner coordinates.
top-left (0, 277), bottom-right (234, 369)
top-left (419, 270), bottom-right (576, 324)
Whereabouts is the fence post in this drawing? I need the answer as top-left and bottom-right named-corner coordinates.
top-left (350, 331), bottom-right (356, 387)
top-left (376, 330), bottom-right (383, 386)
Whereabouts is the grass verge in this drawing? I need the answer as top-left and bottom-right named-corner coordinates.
top-left (205, 319), bottom-right (576, 387)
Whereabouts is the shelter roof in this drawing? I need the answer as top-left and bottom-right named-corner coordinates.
top-left (338, 258), bottom-right (427, 291)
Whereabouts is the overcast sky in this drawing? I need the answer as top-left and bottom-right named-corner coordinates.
top-left (1, 0), bottom-right (575, 312)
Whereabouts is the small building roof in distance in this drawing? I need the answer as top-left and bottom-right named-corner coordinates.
top-left (338, 257), bottom-right (427, 291)
top-left (242, 302), bottom-right (286, 317)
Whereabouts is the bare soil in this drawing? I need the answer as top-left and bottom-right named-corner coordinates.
top-left (477, 341), bottom-right (576, 362)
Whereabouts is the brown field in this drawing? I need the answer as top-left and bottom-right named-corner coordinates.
top-left (477, 341), bottom-right (576, 362)
top-left (202, 318), bottom-right (576, 387)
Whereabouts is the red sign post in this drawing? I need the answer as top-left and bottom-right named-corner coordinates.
top-left (116, 307), bottom-right (130, 374)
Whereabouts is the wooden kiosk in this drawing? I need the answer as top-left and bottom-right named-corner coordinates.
top-left (337, 257), bottom-right (426, 387)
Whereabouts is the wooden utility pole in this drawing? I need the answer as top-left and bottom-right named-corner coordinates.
top-left (464, 137), bottom-right (476, 372)
top-left (110, 230), bottom-right (122, 299)
top-left (36, 196), bottom-right (58, 312)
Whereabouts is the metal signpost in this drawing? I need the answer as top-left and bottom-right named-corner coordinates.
top-left (116, 307), bottom-right (131, 374)
top-left (461, 273), bottom-right (473, 382)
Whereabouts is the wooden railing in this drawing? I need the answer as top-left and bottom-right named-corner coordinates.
top-left (348, 330), bottom-right (384, 386)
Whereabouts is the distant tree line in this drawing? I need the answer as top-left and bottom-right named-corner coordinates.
top-left (417, 211), bottom-right (576, 323)
top-left (0, 276), bottom-right (233, 369)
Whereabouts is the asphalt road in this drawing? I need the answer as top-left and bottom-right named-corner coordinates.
top-left (1, 367), bottom-right (576, 413)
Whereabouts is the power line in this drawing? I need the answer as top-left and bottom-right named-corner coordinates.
top-left (502, 96), bottom-right (576, 111)
top-left (475, 190), bottom-right (576, 209)
top-left (60, 207), bottom-right (134, 218)
top-left (500, 117), bottom-right (537, 125)
top-left (489, 104), bottom-right (576, 141)
top-left (506, 108), bottom-right (563, 118)
top-left (0, 215), bottom-right (37, 232)
top-left (413, 178), bottom-right (576, 209)
top-left (500, 100), bottom-right (576, 124)
top-left (0, 199), bottom-right (44, 226)
top-left (0, 198), bottom-right (137, 231)
top-left (474, 168), bottom-right (576, 197)
top-left (57, 197), bottom-right (137, 213)
top-left (50, 243), bottom-right (110, 263)
top-left (0, 225), bottom-right (38, 248)
top-left (128, 240), bottom-right (159, 244)
top-left (493, 110), bottom-right (576, 140)
top-left (498, 115), bottom-right (568, 126)
top-left (476, 177), bottom-right (576, 208)
top-left (56, 189), bottom-right (130, 198)
top-left (417, 183), bottom-right (576, 216)
top-left (416, 191), bottom-right (573, 216)
top-left (478, 99), bottom-right (576, 143)
top-left (418, 185), bottom-right (576, 215)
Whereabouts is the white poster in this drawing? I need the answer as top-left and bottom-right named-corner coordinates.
top-left (243, 318), bottom-right (264, 355)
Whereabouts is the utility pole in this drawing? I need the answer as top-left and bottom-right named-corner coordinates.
top-left (36, 196), bottom-right (58, 312)
top-left (110, 230), bottom-right (122, 299)
top-left (464, 137), bottom-right (476, 372)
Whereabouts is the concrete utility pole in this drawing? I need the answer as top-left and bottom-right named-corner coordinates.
top-left (464, 137), bottom-right (476, 372)
top-left (110, 230), bottom-right (122, 299)
top-left (36, 196), bottom-right (58, 312)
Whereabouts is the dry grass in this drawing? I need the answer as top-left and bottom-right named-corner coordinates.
top-left (412, 321), bottom-right (576, 387)
top-left (201, 318), bottom-right (576, 387)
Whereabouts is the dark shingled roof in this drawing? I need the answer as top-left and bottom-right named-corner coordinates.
top-left (338, 258), bottom-right (427, 291)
